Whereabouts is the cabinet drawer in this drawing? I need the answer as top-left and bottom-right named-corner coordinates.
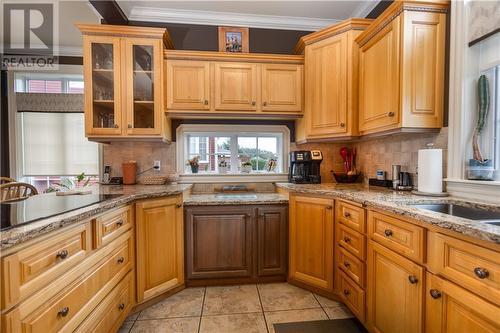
top-left (338, 224), bottom-right (366, 261)
top-left (5, 239), bottom-right (131, 333)
top-left (93, 206), bottom-right (131, 248)
top-left (428, 232), bottom-right (500, 306)
top-left (1, 223), bottom-right (92, 310)
top-left (338, 247), bottom-right (365, 288)
top-left (339, 270), bottom-right (365, 322)
top-left (368, 210), bottom-right (424, 263)
top-left (75, 272), bottom-right (134, 333)
top-left (336, 201), bottom-right (366, 233)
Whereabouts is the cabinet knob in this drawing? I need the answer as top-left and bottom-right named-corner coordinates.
top-left (58, 307), bottom-right (70, 317)
top-left (343, 289), bottom-right (350, 296)
top-left (473, 267), bottom-right (489, 279)
top-left (259, 213), bottom-right (265, 217)
top-left (204, 100), bottom-right (209, 105)
top-left (340, 122), bottom-right (345, 128)
top-left (114, 124), bottom-right (119, 128)
top-left (384, 229), bottom-right (393, 237)
top-left (251, 101), bottom-right (256, 106)
top-left (263, 101), bottom-right (267, 106)
top-left (408, 275), bottom-right (419, 284)
top-left (176, 203), bottom-right (182, 208)
top-left (343, 237), bottom-right (351, 243)
top-left (117, 256), bottom-right (125, 264)
top-left (118, 303), bottom-right (125, 310)
top-left (343, 261), bottom-right (350, 269)
top-left (116, 219), bottom-right (124, 226)
top-left (127, 124), bottom-right (132, 128)
top-left (326, 206), bottom-right (332, 210)
top-left (344, 212), bottom-right (351, 218)
top-left (430, 289), bottom-right (442, 299)
top-left (387, 111), bottom-right (395, 117)
top-left (56, 249), bottom-right (69, 259)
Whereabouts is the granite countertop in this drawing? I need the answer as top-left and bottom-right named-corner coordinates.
top-left (276, 183), bottom-right (500, 244)
top-left (0, 184), bottom-right (192, 251)
top-left (184, 193), bottom-right (289, 206)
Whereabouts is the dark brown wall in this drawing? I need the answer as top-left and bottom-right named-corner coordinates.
top-left (129, 21), bottom-right (309, 54)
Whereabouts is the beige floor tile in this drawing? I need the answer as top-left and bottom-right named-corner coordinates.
top-left (264, 308), bottom-right (329, 333)
top-left (258, 283), bottom-right (320, 311)
top-left (314, 294), bottom-right (343, 308)
top-left (203, 284), bottom-right (262, 315)
top-left (138, 288), bottom-right (205, 320)
top-left (118, 321), bottom-right (134, 333)
top-left (200, 313), bottom-right (267, 333)
top-left (130, 317), bottom-right (200, 333)
top-left (125, 312), bottom-right (140, 322)
top-left (323, 305), bottom-right (355, 319)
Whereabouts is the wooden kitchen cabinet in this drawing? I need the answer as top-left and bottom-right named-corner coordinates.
top-left (135, 196), bottom-right (184, 303)
top-left (214, 62), bottom-right (258, 111)
top-left (78, 24), bottom-right (173, 141)
top-left (289, 194), bottom-right (334, 292)
top-left (261, 64), bottom-right (303, 112)
top-left (426, 272), bottom-right (500, 333)
top-left (356, 1), bottom-right (447, 135)
top-left (257, 205), bottom-right (288, 276)
top-left (166, 60), bottom-right (210, 110)
top-left (366, 240), bottom-right (424, 333)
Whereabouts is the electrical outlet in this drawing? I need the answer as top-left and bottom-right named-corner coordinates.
top-left (153, 160), bottom-right (161, 171)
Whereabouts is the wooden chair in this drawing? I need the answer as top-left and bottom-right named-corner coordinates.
top-left (0, 177), bottom-right (15, 184)
top-left (0, 182), bottom-right (38, 203)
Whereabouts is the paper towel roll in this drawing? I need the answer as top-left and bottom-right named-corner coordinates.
top-left (418, 148), bottom-right (443, 193)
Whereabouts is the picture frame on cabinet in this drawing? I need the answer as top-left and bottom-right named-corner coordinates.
top-left (218, 26), bottom-right (249, 53)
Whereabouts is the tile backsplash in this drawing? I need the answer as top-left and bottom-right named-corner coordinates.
top-left (103, 127), bottom-right (448, 186)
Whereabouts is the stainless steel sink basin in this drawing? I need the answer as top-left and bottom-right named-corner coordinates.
top-left (411, 204), bottom-right (500, 225)
top-left (215, 193), bottom-right (258, 199)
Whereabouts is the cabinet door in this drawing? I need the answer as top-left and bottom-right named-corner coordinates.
top-left (289, 195), bottom-right (334, 292)
top-left (257, 206), bottom-right (288, 276)
top-left (83, 35), bottom-right (122, 136)
top-left (166, 60), bottom-right (210, 110)
top-left (261, 64), bottom-right (302, 112)
top-left (124, 38), bottom-right (163, 135)
top-left (367, 240), bottom-right (424, 333)
top-left (136, 196), bottom-right (184, 303)
top-left (185, 206), bottom-right (254, 279)
top-left (426, 273), bottom-right (500, 333)
top-left (359, 17), bottom-right (400, 134)
top-left (305, 34), bottom-right (348, 137)
top-left (214, 62), bottom-right (258, 111)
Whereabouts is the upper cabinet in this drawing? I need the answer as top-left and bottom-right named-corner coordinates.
top-left (356, 1), bottom-right (448, 136)
top-left (78, 24), bottom-right (173, 141)
top-left (165, 51), bottom-right (304, 117)
top-left (294, 19), bottom-right (372, 142)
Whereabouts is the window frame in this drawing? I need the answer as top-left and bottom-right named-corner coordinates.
top-left (177, 124), bottom-right (289, 183)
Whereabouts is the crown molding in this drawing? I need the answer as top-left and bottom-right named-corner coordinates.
top-left (128, 6), bottom-right (340, 31)
top-left (352, 0), bottom-right (380, 18)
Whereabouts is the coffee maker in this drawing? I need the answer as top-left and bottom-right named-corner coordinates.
top-left (288, 150), bottom-right (323, 184)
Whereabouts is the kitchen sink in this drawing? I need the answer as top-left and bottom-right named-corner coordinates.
top-left (410, 204), bottom-right (500, 225)
top-left (215, 193), bottom-right (258, 199)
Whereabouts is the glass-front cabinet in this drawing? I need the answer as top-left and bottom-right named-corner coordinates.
top-left (78, 25), bottom-right (171, 140)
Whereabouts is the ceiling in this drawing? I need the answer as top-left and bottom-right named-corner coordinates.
top-left (117, 1), bottom-right (380, 31)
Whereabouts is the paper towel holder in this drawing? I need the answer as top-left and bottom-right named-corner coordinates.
top-left (412, 143), bottom-right (449, 197)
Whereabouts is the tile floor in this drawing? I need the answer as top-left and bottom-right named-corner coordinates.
top-left (119, 283), bottom-right (354, 333)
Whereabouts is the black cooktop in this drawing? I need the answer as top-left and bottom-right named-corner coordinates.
top-left (1, 194), bottom-right (120, 231)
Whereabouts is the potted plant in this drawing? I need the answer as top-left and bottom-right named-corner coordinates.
top-left (468, 75), bottom-right (494, 180)
top-left (241, 161), bottom-right (253, 173)
top-left (187, 156), bottom-right (200, 174)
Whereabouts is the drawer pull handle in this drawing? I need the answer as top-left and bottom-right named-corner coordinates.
top-left (204, 100), bottom-right (209, 105)
top-left (118, 303), bottom-right (125, 310)
top-left (117, 256), bottom-right (125, 264)
top-left (326, 206), bottom-right (332, 210)
top-left (384, 229), bottom-right (393, 237)
top-left (343, 237), bottom-right (351, 243)
top-left (127, 124), bottom-right (132, 129)
top-left (388, 111), bottom-right (395, 117)
top-left (343, 289), bottom-right (350, 296)
top-left (408, 275), bottom-right (419, 284)
top-left (263, 101), bottom-right (267, 106)
top-left (343, 261), bottom-right (350, 269)
top-left (58, 307), bottom-right (70, 317)
top-left (114, 124), bottom-right (119, 128)
top-left (343, 212), bottom-right (351, 218)
top-left (252, 101), bottom-right (256, 106)
top-left (176, 204), bottom-right (182, 208)
top-left (340, 122), bottom-right (346, 128)
top-left (430, 289), bottom-right (442, 299)
top-left (259, 213), bottom-right (265, 217)
top-left (116, 219), bottom-right (124, 226)
top-left (474, 267), bottom-right (489, 279)
top-left (56, 249), bottom-right (68, 259)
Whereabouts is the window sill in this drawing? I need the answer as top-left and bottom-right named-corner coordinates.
top-left (445, 178), bottom-right (500, 204)
top-left (179, 173), bottom-right (289, 183)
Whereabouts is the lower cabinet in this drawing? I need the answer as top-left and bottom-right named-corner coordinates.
top-left (184, 205), bottom-right (287, 283)
top-left (135, 196), bottom-right (184, 303)
top-left (289, 194), bottom-right (334, 292)
top-left (426, 272), bottom-right (500, 333)
top-left (366, 240), bottom-right (424, 333)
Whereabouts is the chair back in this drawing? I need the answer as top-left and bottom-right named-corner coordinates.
top-left (0, 177), bottom-right (15, 184)
top-left (0, 182), bottom-right (38, 203)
